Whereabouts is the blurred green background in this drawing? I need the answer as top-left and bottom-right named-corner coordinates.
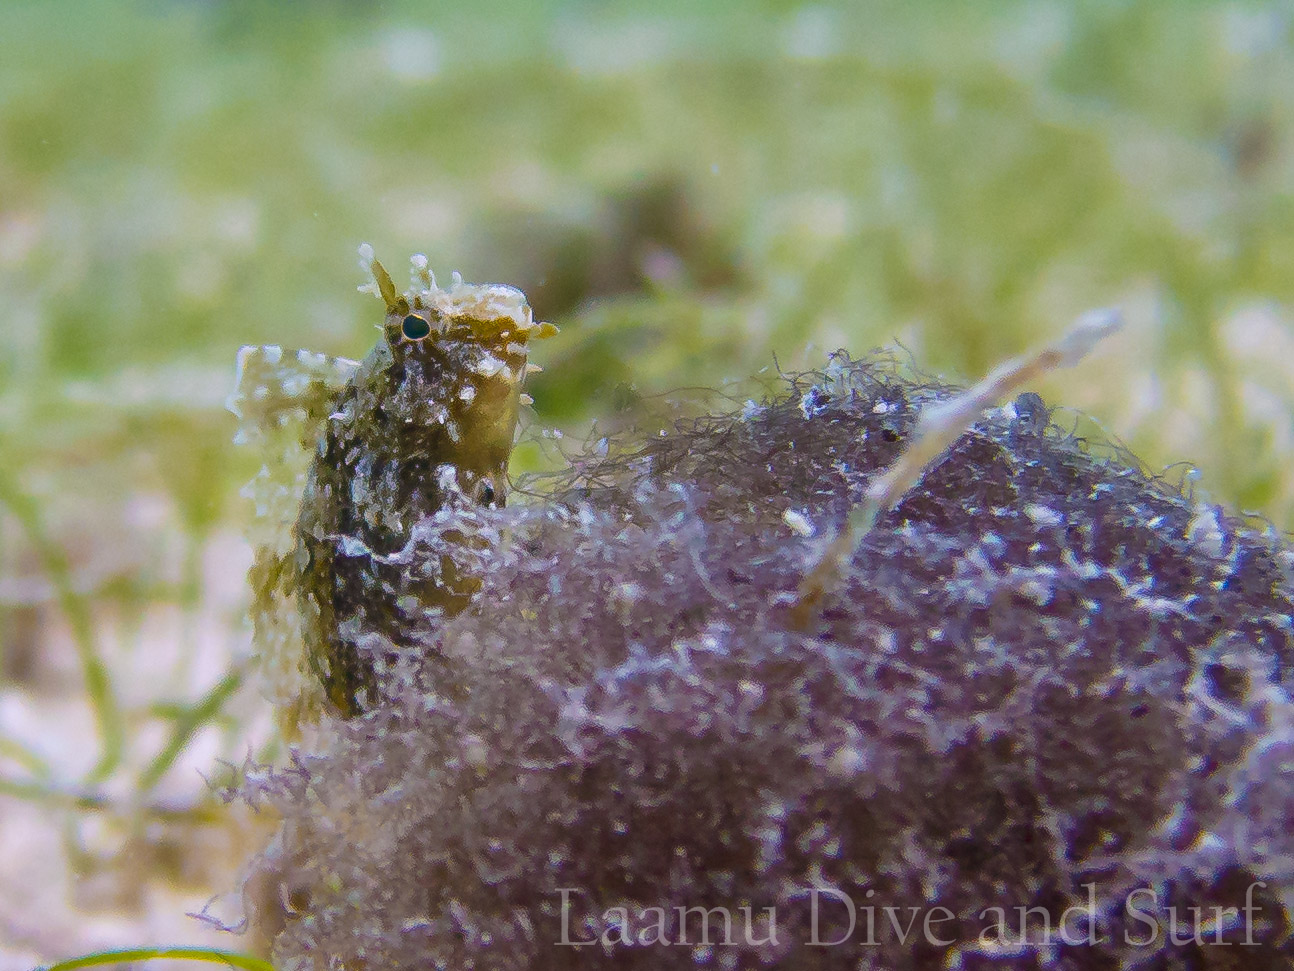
top-left (3, 0), bottom-right (1294, 965)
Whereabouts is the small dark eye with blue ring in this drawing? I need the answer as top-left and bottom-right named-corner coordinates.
top-left (401, 314), bottom-right (432, 341)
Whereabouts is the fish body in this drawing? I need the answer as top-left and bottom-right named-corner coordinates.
top-left (232, 247), bottom-right (554, 718)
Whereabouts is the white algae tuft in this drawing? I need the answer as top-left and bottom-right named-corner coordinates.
top-left (233, 282), bottom-right (1294, 967)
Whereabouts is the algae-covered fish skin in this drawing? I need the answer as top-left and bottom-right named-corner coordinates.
top-left (292, 246), bottom-right (556, 716)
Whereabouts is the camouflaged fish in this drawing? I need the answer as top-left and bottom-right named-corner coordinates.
top-left (229, 245), bottom-right (556, 718)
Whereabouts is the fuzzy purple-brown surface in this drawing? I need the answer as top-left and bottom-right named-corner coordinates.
top-left (240, 354), bottom-right (1294, 970)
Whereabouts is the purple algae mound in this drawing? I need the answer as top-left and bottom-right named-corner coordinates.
top-left (240, 354), bottom-right (1294, 970)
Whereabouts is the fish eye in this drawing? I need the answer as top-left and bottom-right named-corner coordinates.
top-left (401, 314), bottom-right (432, 341)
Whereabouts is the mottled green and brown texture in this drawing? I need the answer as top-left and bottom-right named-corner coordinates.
top-left (229, 247), bottom-right (555, 717)
top-left (240, 354), bottom-right (1294, 970)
